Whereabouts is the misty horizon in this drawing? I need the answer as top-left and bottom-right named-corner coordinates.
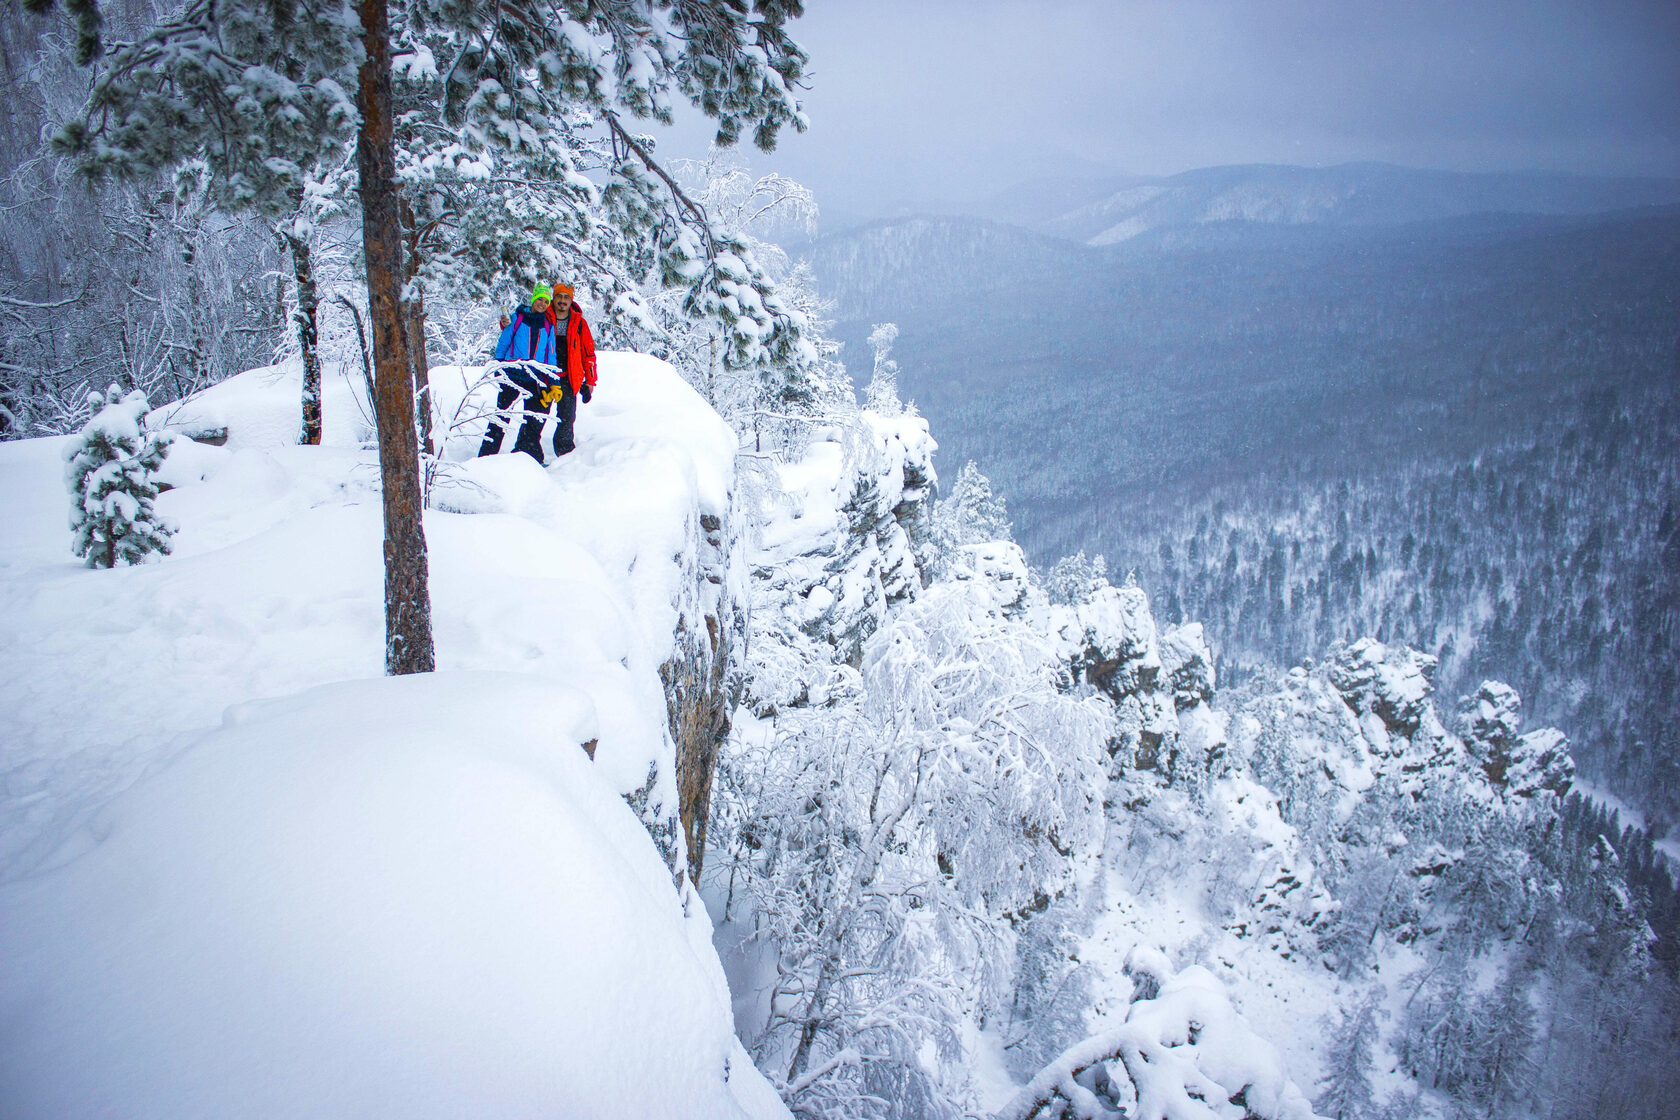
top-left (656, 0), bottom-right (1680, 221)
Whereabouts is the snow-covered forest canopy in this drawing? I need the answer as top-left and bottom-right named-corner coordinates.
top-left (3, 1), bottom-right (1679, 1118)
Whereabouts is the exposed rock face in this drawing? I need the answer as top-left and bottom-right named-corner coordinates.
top-left (1328, 637), bottom-right (1439, 737)
top-left (665, 507), bottom-right (743, 884)
top-left (1158, 621), bottom-right (1216, 712)
top-left (1507, 727), bottom-right (1574, 802)
top-left (1051, 584), bottom-right (1163, 701)
top-left (948, 540), bottom-right (1030, 617)
top-left (1458, 680), bottom-right (1524, 789)
top-left (1457, 681), bottom-right (1574, 801)
top-left (1040, 584), bottom-right (1222, 785)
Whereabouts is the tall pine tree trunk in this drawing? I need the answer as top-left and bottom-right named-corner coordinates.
top-left (356, 0), bottom-right (433, 675)
top-left (285, 227), bottom-right (323, 445)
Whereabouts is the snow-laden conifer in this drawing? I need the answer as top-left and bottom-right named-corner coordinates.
top-left (1043, 550), bottom-right (1109, 606)
top-left (63, 384), bottom-right (173, 568)
top-left (1315, 993), bottom-right (1379, 1119)
top-left (938, 460), bottom-right (1013, 546)
top-left (864, 321), bottom-right (903, 415)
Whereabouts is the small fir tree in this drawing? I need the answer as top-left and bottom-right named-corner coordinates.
top-left (1316, 993), bottom-right (1380, 1119)
top-left (63, 384), bottom-right (174, 568)
top-left (936, 461), bottom-right (1012, 546)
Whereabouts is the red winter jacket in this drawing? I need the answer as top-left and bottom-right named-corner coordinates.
top-left (548, 303), bottom-right (597, 394)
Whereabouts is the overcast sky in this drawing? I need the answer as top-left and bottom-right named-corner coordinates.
top-left (664, 0), bottom-right (1680, 218)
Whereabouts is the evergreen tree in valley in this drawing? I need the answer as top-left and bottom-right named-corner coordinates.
top-left (1316, 993), bottom-right (1379, 1120)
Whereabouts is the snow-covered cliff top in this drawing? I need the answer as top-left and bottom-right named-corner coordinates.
top-left (0, 355), bottom-right (786, 1118)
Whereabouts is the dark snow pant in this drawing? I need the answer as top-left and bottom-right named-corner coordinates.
top-left (477, 365), bottom-right (576, 462)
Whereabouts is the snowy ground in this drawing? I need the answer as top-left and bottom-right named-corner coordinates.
top-left (0, 356), bottom-right (786, 1118)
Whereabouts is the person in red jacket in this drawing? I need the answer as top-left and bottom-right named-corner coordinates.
top-left (544, 282), bottom-right (598, 443)
top-left (536, 282), bottom-right (597, 459)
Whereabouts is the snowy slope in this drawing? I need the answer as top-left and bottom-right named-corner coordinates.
top-left (0, 355), bottom-right (787, 1118)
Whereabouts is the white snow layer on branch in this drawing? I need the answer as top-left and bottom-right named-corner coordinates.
top-left (999, 948), bottom-right (1323, 1120)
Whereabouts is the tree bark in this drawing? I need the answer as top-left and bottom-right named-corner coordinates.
top-left (285, 228), bottom-right (323, 445)
top-left (356, 0), bottom-right (433, 675)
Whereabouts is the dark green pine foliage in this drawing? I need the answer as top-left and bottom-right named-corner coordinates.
top-left (50, 0), bottom-right (362, 217)
top-left (385, 0), bottom-right (817, 404)
top-left (47, 0), bottom-right (820, 406)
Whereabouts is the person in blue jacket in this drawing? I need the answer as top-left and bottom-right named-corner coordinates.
top-left (478, 282), bottom-right (563, 461)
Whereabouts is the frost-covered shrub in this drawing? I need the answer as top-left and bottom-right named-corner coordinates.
top-left (63, 385), bottom-right (174, 568)
top-left (715, 575), bottom-right (1107, 1118)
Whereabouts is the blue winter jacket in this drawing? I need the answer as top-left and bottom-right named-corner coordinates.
top-left (493, 306), bottom-right (559, 367)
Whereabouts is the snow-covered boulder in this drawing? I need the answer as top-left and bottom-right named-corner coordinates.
top-left (149, 358), bottom-right (374, 449)
top-left (949, 539), bottom-right (1031, 616)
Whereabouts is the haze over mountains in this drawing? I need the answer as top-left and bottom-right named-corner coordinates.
top-left (961, 162), bottom-right (1680, 244)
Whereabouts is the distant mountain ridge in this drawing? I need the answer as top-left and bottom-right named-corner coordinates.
top-left (962, 162), bottom-right (1680, 244)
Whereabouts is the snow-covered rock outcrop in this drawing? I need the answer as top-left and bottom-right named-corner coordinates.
top-left (0, 355), bottom-right (787, 1118)
top-left (1039, 582), bottom-right (1222, 785)
top-left (1458, 680), bottom-right (1574, 803)
top-left (745, 409), bottom-right (937, 711)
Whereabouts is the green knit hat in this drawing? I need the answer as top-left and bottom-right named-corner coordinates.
top-left (530, 282), bottom-right (553, 303)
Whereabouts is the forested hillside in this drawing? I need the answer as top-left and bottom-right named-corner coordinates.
top-left (806, 201), bottom-right (1680, 554)
top-left (1119, 386), bottom-right (1680, 827)
top-left (1035, 162), bottom-right (1680, 244)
